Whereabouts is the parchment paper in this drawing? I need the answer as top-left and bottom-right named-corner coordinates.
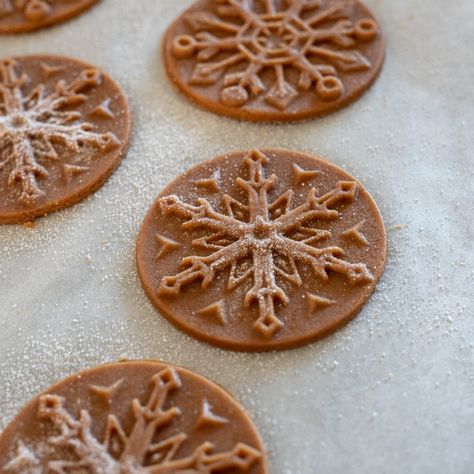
top-left (1, 1), bottom-right (473, 472)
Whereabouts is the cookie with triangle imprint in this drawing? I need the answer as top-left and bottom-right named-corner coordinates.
top-left (0, 55), bottom-right (131, 224)
top-left (163, 0), bottom-right (385, 121)
top-left (0, 360), bottom-right (268, 473)
top-left (137, 149), bottom-right (387, 351)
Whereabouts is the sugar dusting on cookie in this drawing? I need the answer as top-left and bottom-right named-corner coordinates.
top-left (0, 1), bottom-right (473, 472)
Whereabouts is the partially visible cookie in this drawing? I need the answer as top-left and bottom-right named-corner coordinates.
top-left (137, 149), bottom-right (387, 351)
top-left (0, 0), bottom-right (99, 34)
top-left (0, 360), bottom-right (268, 473)
top-left (0, 55), bottom-right (131, 224)
top-left (163, 0), bottom-right (385, 122)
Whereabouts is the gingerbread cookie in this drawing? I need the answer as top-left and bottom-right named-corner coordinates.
top-left (0, 55), bottom-right (131, 224)
top-left (137, 149), bottom-right (387, 351)
top-left (0, 0), bottom-right (99, 34)
top-left (163, 0), bottom-right (384, 122)
top-left (0, 360), bottom-right (268, 473)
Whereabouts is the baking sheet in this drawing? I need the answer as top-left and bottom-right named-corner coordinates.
top-left (1, 1), bottom-right (473, 472)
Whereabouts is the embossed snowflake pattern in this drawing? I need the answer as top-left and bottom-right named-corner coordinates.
top-left (0, 59), bottom-right (120, 206)
top-left (158, 150), bottom-right (374, 338)
top-left (0, 0), bottom-right (67, 22)
top-left (171, 0), bottom-right (379, 109)
top-left (4, 367), bottom-right (262, 473)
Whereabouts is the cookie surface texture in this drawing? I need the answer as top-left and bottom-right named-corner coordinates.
top-left (0, 55), bottom-right (131, 224)
top-left (163, 0), bottom-right (385, 121)
top-left (137, 149), bottom-right (387, 351)
top-left (0, 0), bottom-right (99, 34)
top-left (0, 360), bottom-right (268, 473)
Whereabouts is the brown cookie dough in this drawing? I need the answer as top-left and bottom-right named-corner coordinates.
top-left (137, 149), bottom-right (387, 351)
top-left (0, 360), bottom-right (268, 473)
top-left (0, 55), bottom-right (131, 224)
top-left (163, 0), bottom-right (385, 122)
top-left (0, 0), bottom-right (99, 34)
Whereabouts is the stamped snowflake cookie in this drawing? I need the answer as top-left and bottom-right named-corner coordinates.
top-left (0, 0), bottom-right (99, 34)
top-left (137, 149), bottom-right (387, 351)
top-left (0, 360), bottom-right (268, 473)
top-left (0, 55), bottom-right (131, 224)
top-left (163, 0), bottom-right (384, 121)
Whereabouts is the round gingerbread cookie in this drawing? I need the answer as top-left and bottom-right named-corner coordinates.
top-left (163, 0), bottom-right (385, 122)
top-left (0, 55), bottom-right (131, 224)
top-left (137, 149), bottom-right (387, 351)
top-left (0, 0), bottom-right (99, 34)
top-left (0, 360), bottom-right (268, 473)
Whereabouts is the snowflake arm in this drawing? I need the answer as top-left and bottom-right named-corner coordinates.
top-left (0, 0), bottom-right (67, 24)
top-left (308, 45), bottom-right (370, 71)
top-left (2, 442), bottom-right (40, 473)
top-left (147, 433), bottom-right (187, 465)
top-left (159, 194), bottom-right (246, 238)
top-left (235, 149), bottom-right (278, 220)
top-left (219, 0), bottom-right (262, 24)
top-left (291, 0), bottom-right (323, 14)
top-left (274, 234), bottom-right (374, 284)
top-left (0, 135), bottom-right (15, 169)
top-left (28, 68), bottom-right (103, 116)
top-left (185, 10), bottom-right (241, 34)
top-left (244, 246), bottom-right (287, 337)
top-left (38, 395), bottom-right (116, 471)
top-left (158, 238), bottom-right (252, 296)
top-left (274, 188), bottom-right (338, 234)
top-left (0, 59), bottom-right (29, 113)
top-left (305, 1), bottom-right (346, 27)
top-left (182, 33), bottom-right (240, 62)
top-left (262, 0), bottom-right (276, 14)
top-left (0, 59), bottom-right (122, 206)
top-left (3, 121), bottom-right (118, 206)
top-left (119, 368), bottom-right (182, 465)
top-left (221, 52), bottom-right (267, 102)
top-left (8, 137), bottom-right (49, 205)
top-left (274, 181), bottom-right (357, 234)
top-left (31, 121), bottom-right (120, 152)
top-left (189, 52), bottom-right (248, 86)
top-left (146, 441), bottom-right (262, 473)
top-left (10, 367), bottom-right (262, 473)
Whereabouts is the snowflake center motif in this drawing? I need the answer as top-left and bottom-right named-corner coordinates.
top-left (157, 150), bottom-right (375, 339)
top-left (0, 59), bottom-right (120, 206)
top-left (3, 367), bottom-right (263, 473)
top-left (171, 0), bottom-right (380, 110)
top-left (6, 112), bottom-right (28, 129)
top-left (242, 16), bottom-right (297, 54)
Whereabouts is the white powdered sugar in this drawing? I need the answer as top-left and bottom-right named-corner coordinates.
top-left (0, 1), bottom-right (473, 473)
